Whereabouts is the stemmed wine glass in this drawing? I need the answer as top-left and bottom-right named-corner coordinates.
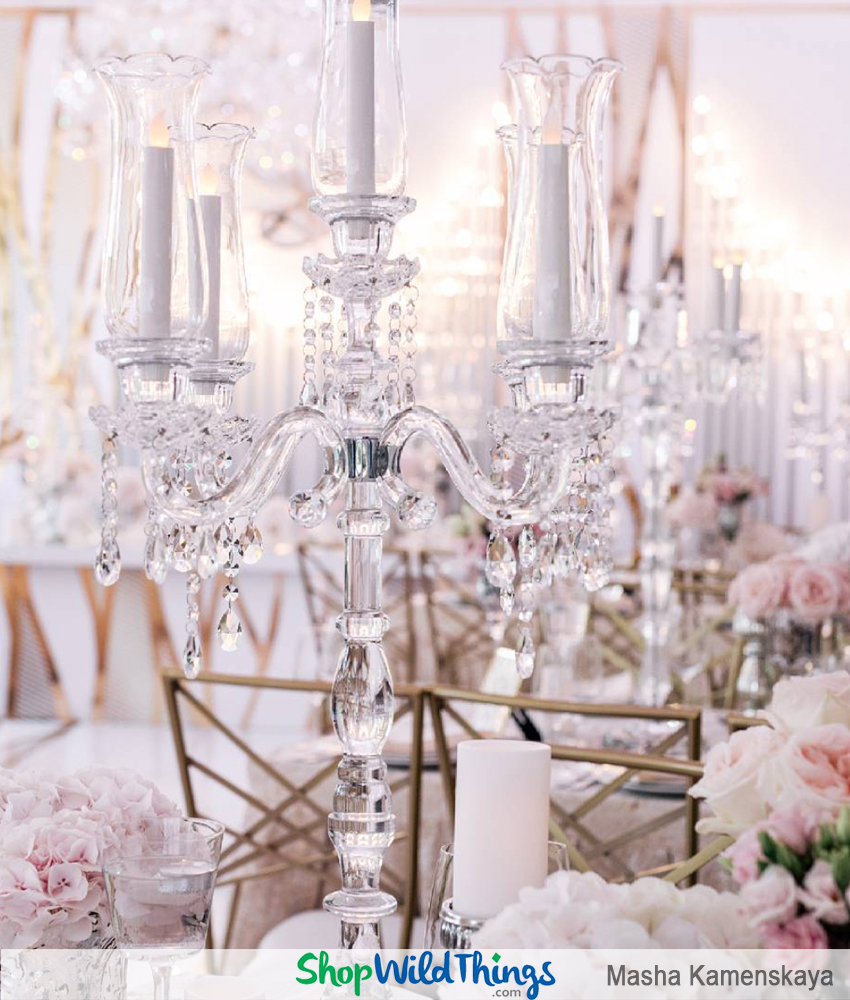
top-left (103, 817), bottom-right (225, 1000)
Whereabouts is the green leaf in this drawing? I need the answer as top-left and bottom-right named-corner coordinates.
top-left (832, 850), bottom-right (850, 895)
top-left (759, 831), bottom-right (779, 863)
top-left (837, 806), bottom-right (850, 845)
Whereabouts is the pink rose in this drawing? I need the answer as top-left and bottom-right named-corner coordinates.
top-left (690, 726), bottom-right (783, 834)
top-left (726, 805), bottom-right (817, 883)
top-left (763, 724), bottom-right (850, 816)
top-left (728, 563), bottom-right (786, 619)
top-left (669, 488), bottom-right (718, 530)
top-left (799, 860), bottom-right (848, 924)
top-left (788, 564), bottom-right (840, 623)
top-left (739, 866), bottom-right (798, 927)
top-left (761, 913), bottom-right (829, 949)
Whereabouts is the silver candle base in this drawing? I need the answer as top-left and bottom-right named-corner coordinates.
top-left (438, 899), bottom-right (487, 950)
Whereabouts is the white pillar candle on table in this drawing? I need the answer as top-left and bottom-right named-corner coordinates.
top-left (728, 257), bottom-right (743, 332)
top-left (652, 204), bottom-right (665, 284)
top-left (140, 111), bottom-right (173, 338)
top-left (184, 976), bottom-right (264, 1000)
top-left (533, 122), bottom-right (571, 340)
top-left (346, 0), bottom-right (376, 195)
top-left (452, 739), bottom-right (551, 919)
top-left (199, 164), bottom-right (222, 355)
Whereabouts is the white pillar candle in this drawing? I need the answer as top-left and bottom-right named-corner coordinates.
top-left (453, 739), bottom-right (551, 919)
top-left (184, 976), bottom-right (264, 1000)
top-left (712, 256), bottom-right (726, 331)
top-left (728, 257), bottom-right (743, 332)
top-left (346, 0), bottom-right (376, 195)
top-left (199, 165), bottom-right (222, 356)
top-left (652, 205), bottom-right (665, 284)
top-left (140, 111), bottom-right (173, 338)
top-left (533, 130), bottom-right (571, 340)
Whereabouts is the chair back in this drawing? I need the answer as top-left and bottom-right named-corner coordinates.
top-left (162, 670), bottom-right (425, 949)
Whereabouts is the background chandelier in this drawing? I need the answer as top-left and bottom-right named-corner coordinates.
top-left (90, 2), bottom-right (620, 949)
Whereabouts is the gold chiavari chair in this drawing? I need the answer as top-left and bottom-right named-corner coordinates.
top-left (419, 550), bottom-right (512, 688)
top-left (0, 563), bottom-right (73, 722)
top-left (427, 685), bottom-right (720, 884)
top-left (297, 541), bottom-right (417, 682)
top-left (162, 670), bottom-right (425, 950)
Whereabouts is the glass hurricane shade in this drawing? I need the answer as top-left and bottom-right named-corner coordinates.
top-left (96, 54), bottom-right (210, 349)
top-left (497, 56), bottom-right (622, 358)
top-left (312, 0), bottom-right (406, 196)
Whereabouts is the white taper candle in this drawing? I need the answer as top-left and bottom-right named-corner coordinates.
top-left (652, 205), bottom-right (665, 285)
top-left (140, 112), bottom-right (173, 338)
top-left (728, 258), bottom-right (743, 332)
top-left (452, 740), bottom-right (551, 919)
top-left (199, 165), bottom-right (222, 356)
top-left (346, 0), bottom-right (376, 195)
top-left (534, 137), bottom-right (572, 340)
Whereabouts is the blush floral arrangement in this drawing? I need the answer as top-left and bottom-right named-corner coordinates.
top-left (728, 555), bottom-right (850, 624)
top-left (691, 671), bottom-right (850, 948)
top-left (0, 765), bottom-right (180, 948)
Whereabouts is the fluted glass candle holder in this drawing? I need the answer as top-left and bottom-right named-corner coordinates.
top-left (497, 55), bottom-right (622, 398)
top-left (180, 122), bottom-right (255, 411)
top-left (96, 54), bottom-right (210, 403)
top-left (312, 0), bottom-right (406, 198)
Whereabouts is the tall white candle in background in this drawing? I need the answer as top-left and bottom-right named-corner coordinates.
top-left (199, 165), bottom-right (222, 355)
top-left (533, 119), bottom-right (571, 340)
top-left (140, 111), bottom-right (173, 337)
top-left (347, 0), bottom-right (376, 195)
top-left (652, 204), bottom-right (665, 284)
top-left (728, 256), bottom-right (743, 332)
top-left (712, 256), bottom-right (726, 331)
top-left (453, 740), bottom-right (551, 919)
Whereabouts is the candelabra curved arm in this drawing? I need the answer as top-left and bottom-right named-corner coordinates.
top-left (379, 405), bottom-right (568, 524)
top-left (142, 406), bottom-right (347, 525)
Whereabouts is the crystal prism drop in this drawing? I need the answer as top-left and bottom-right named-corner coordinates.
top-left (144, 530), bottom-right (168, 585)
top-left (518, 526), bottom-right (537, 570)
top-left (289, 491), bottom-right (327, 528)
top-left (553, 532), bottom-right (571, 579)
top-left (197, 530), bottom-right (219, 580)
top-left (398, 492), bottom-right (437, 530)
top-left (240, 523), bottom-right (264, 565)
top-left (516, 633), bottom-right (535, 679)
top-left (214, 522), bottom-right (234, 562)
top-left (299, 382), bottom-right (319, 406)
top-left (500, 583), bottom-right (515, 615)
top-left (171, 527), bottom-right (192, 573)
top-left (485, 532), bottom-right (516, 589)
top-left (94, 541), bottom-right (121, 587)
top-left (182, 634), bottom-right (202, 679)
top-left (217, 608), bottom-right (243, 652)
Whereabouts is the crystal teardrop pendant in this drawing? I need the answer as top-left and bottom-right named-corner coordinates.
top-left (214, 521), bottom-right (234, 562)
top-left (516, 631), bottom-right (535, 679)
top-left (217, 608), bottom-right (243, 652)
top-left (94, 541), bottom-right (121, 587)
top-left (144, 529), bottom-right (168, 584)
top-left (518, 526), bottom-right (536, 570)
top-left (197, 529), bottom-right (219, 580)
top-left (485, 532), bottom-right (516, 588)
top-left (171, 526), bottom-right (193, 573)
top-left (500, 582), bottom-right (515, 615)
top-left (182, 634), bottom-right (202, 679)
top-left (240, 521), bottom-right (264, 565)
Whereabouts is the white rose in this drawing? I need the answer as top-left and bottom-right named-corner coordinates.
top-left (766, 670), bottom-right (850, 733)
top-left (690, 726), bottom-right (783, 834)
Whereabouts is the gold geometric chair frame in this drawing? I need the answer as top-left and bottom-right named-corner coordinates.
top-left (427, 685), bottom-right (712, 884)
top-left (162, 669), bottom-right (425, 950)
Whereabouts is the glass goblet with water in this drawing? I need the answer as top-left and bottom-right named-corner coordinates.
top-left (103, 818), bottom-right (224, 1000)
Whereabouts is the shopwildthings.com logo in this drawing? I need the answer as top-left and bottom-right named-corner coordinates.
top-left (295, 949), bottom-right (557, 998)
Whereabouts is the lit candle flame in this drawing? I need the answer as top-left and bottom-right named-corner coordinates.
top-left (200, 164), bottom-right (219, 196)
top-left (148, 111), bottom-right (170, 148)
top-left (352, 0), bottom-right (371, 21)
top-left (652, 203), bottom-right (666, 218)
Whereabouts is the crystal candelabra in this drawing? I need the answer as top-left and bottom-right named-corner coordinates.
top-left (89, 18), bottom-right (620, 952)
